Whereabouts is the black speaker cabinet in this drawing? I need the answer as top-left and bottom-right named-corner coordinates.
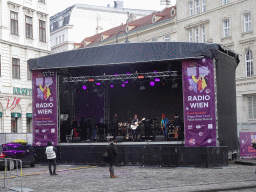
top-left (155, 135), bottom-right (165, 141)
top-left (115, 136), bottom-right (125, 142)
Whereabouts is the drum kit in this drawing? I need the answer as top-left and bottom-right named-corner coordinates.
top-left (118, 122), bottom-right (131, 140)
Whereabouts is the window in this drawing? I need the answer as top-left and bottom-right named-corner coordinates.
top-left (11, 11), bottom-right (18, 35)
top-left (152, 37), bottom-right (158, 42)
top-left (27, 117), bottom-right (32, 133)
top-left (25, 16), bottom-right (33, 39)
top-left (62, 34), bottom-right (65, 42)
top-left (248, 95), bottom-right (256, 119)
top-left (222, 0), bottom-right (229, 5)
top-left (244, 13), bottom-right (252, 33)
top-left (201, 26), bottom-right (206, 42)
top-left (164, 34), bottom-right (171, 42)
top-left (56, 37), bottom-right (58, 45)
top-left (195, 27), bottom-right (199, 42)
top-left (195, 0), bottom-right (200, 15)
top-left (27, 62), bottom-right (32, 80)
top-left (189, 30), bottom-right (193, 42)
top-left (11, 117), bottom-right (18, 133)
top-left (202, 0), bottom-right (206, 12)
top-left (38, 0), bottom-right (46, 3)
top-left (12, 58), bottom-right (20, 79)
top-left (189, 2), bottom-right (193, 16)
top-left (39, 20), bottom-right (46, 42)
top-left (246, 50), bottom-right (253, 76)
top-left (59, 36), bottom-right (61, 44)
top-left (223, 19), bottom-right (230, 37)
top-left (152, 15), bottom-right (156, 23)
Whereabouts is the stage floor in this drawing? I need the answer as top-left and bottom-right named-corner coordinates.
top-left (59, 140), bottom-right (185, 146)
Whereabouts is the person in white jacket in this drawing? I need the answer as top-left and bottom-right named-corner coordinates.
top-left (45, 141), bottom-right (58, 175)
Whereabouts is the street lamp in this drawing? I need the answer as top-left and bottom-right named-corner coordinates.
top-left (116, 31), bottom-right (130, 43)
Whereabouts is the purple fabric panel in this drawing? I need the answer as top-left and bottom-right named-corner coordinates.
top-left (182, 58), bottom-right (217, 147)
top-left (32, 70), bottom-right (58, 146)
top-left (239, 132), bottom-right (256, 157)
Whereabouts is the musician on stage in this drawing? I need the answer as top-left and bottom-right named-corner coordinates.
top-left (143, 115), bottom-right (152, 141)
top-left (131, 114), bottom-right (140, 141)
top-left (161, 114), bottom-right (169, 141)
top-left (88, 116), bottom-right (97, 141)
top-left (173, 114), bottom-right (181, 139)
top-left (110, 114), bottom-right (118, 140)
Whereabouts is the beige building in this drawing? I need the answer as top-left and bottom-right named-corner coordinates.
top-left (0, 0), bottom-right (51, 137)
top-left (175, 0), bottom-right (256, 134)
top-left (75, 6), bottom-right (177, 48)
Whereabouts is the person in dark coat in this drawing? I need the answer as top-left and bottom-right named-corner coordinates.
top-left (88, 116), bottom-right (97, 141)
top-left (79, 117), bottom-right (87, 141)
top-left (110, 114), bottom-right (118, 140)
top-left (106, 141), bottom-right (118, 178)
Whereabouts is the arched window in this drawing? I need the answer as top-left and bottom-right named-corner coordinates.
top-left (246, 50), bottom-right (253, 76)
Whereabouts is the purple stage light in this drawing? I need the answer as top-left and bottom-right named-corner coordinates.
top-left (115, 73), bottom-right (118, 76)
top-left (96, 82), bottom-right (101, 86)
top-left (124, 80), bottom-right (128, 84)
top-left (150, 82), bottom-right (155, 86)
top-left (127, 72), bottom-right (131, 75)
top-left (82, 85), bottom-right (87, 90)
top-left (122, 84), bottom-right (125, 87)
top-left (155, 78), bottom-right (160, 82)
top-left (154, 71), bottom-right (158, 74)
top-left (111, 85), bottom-right (114, 88)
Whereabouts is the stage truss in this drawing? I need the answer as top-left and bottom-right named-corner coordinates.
top-left (63, 71), bottom-right (181, 83)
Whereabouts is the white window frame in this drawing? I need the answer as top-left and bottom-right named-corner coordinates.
top-left (189, 2), bottom-right (193, 16)
top-left (223, 19), bottom-right (230, 38)
top-left (201, 26), bottom-right (206, 42)
top-left (244, 13), bottom-right (252, 33)
top-left (62, 34), bottom-right (65, 42)
top-left (189, 30), bottom-right (193, 42)
top-left (195, 27), bottom-right (199, 42)
top-left (55, 37), bottom-right (58, 45)
top-left (164, 34), bottom-right (171, 42)
top-left (222, 0), bottom-right (229, 5)
top-left (245, 50), bottom-right (253, 76)
top-left (248, 95), bottom-right (256, 120)
top-left (202, 0), bottom-right (206, 12)
top-left (195, 0), bottom-right (200, 15)
top-left (59, 36), bottom-right (61, 44)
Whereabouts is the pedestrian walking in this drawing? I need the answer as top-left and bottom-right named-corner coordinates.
top-left (106, 141), bottom-right (118, 178)
top-left (45, 141), bottom-right (58, 176)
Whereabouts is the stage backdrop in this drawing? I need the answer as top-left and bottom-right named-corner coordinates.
top-left (182, 58), bottom-right (216, 147)
top-left (32, 70), bottom-right (58, 146)
top-left (239, 132), bottom-right (256, 157)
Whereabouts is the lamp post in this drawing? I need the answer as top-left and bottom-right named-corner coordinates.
top-left (116, 31), bottom-right (130, 43)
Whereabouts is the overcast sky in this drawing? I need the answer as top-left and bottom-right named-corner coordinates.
top-left (48, 0), bottom-right (176, 17)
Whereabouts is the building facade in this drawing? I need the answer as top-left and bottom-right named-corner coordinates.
top-left (75, 6), bottom-right (177, 48)
top-left (0, 0), bottom-right (51, 135)
top-left (175, 0), bottom-right (256, 134)
top-left (50, 2), bottom-right (154, 54)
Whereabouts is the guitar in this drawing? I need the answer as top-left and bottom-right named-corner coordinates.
top-left (131, 118), bottom-right (145, 130)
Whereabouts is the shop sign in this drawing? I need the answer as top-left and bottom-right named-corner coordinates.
top-left (11, 113), bottom-right (21, 118)
top-left (13, 87), bottom-right (32, 96)
top-left (26, 113), bottom-right (32, 118)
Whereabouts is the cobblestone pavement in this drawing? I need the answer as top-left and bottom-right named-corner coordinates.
top-left (1, 163), bottom-right (256, 192)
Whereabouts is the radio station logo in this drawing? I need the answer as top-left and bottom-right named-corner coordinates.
top-left (188, 125), bottom-right (193, 129)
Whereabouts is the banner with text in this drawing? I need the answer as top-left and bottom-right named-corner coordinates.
top-left (182, 58), bottom-right (216, 147)
top-left (239, 132), bottom-right (256, 157)
top-left (32, 70), bottom-right (58, 146)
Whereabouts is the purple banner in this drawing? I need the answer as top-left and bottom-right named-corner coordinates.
top-left (182, 58), bottom-right (216, 147)
top-left (32, 70), bottom-right (58, 146)
top-left (240, 132), bottom-right (256, 157)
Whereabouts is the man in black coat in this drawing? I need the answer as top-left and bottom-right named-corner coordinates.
top-left (107, 141), bottom-right (118, 178)
top-left (110, 114), bottom-right (118, 140)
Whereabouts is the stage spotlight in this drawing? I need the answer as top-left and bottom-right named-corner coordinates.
top-left (140, 85), bottom-right (145, 90)
top-left (110, 85), bottom-right (114, 88)
top-left (122, 84), bottom-right (125, 87)
top-left (150, 81), bottom-right (155, 86)
top-left (82, 85), bottom-right (87, 90)
top-left (155, 78), bottom-right (160, 82)
top-left (96, 82), bottom-right (101, 86)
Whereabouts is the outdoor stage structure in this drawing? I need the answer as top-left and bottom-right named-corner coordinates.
top-left (28, 42), bottom-right (239, 167)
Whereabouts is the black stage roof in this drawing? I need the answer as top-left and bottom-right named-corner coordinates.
top-left (28, 42), bottom-right (239, 71)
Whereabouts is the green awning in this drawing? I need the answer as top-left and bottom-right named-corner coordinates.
top-left (26, 113), bottom-right (32, 118)
top-left (0, 112), bottom-right (2, 117)
top-left (11, 113), bottom-right (21, 118)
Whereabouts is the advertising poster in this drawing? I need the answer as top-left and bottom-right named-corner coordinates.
top-left (240, 132), bottom-right (256, 157)
top-left (32, 70), bottom-right (58, 146)
top-left (182, 58), bottom-right (217, 147)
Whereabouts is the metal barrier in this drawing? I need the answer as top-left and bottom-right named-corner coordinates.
top-left (0, 158), bottom-right (23, 192)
